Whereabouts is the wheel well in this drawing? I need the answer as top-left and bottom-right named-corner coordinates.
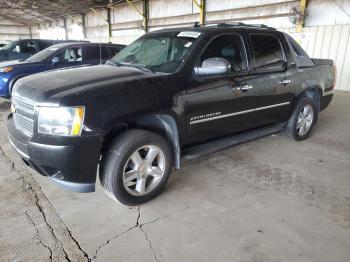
top-left (9, 75), bottom-right (26, 94)
top-left (101, 114), bottom-right (181, 169)
top-left (302, 87), bottom-right (322, 110)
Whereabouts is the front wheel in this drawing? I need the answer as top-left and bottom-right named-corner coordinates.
top-left (100, 130), bottom-right (173, 205)
top-left (283, 97), bottom-right (318, 141)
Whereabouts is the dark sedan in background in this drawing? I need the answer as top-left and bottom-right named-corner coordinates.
top-left (0, 39), bottom-right (85, 62)
top-left (0, 42), bottom-right (125, 97)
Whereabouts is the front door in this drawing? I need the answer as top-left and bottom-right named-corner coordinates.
top-left (51, 45), bottom-right (84, 69)
top-left (84, 45), bottom-right (110, 65)
top-left (184, 33), bottom-right (256, 144)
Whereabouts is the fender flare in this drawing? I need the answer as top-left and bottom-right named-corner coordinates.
top-left (9, 74), bottom-right (29, 94)
top-left (296, 85), bottom-right (322, 111)
top-left (133, 113), bottom-right (181, 169)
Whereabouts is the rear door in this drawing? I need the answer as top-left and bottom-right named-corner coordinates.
top-left (108, 46), bottom-right (124, 58)
top-left (37, 40), bottom-right (54, 51)
top-left (84, 45), bottom-right (109, 65)
top-left (51, 45), bottom-right (84, 69)
top-left (246, 33), bottom-right (294, 126)
top-left (184, 33), bottom-right (256, 144)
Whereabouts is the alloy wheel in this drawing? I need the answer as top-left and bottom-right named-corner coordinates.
top-left (122, 145), bottom-right (166, 196)
top-left (296, 104), bottom-right (314, 136)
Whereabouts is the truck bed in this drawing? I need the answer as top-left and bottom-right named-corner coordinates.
top-left (312, 58), bottom-right (334, 66)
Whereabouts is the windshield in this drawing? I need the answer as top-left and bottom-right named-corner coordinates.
top-left (1, 41), bottom-right (18, 51)
top-left (112, 31), bottom-right (201, 73)
top-left (26, 47), bottom-right (59, 62)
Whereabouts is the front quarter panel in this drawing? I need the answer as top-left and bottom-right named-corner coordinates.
top-left (0, 72), bottom-right (11, 96)
top-left (58, 73), bottom-right (186, 138)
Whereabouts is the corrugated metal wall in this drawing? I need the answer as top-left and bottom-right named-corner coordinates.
top-left (0, 18), bottom-right (30, 42)
top-left (111, 2), bottom-right (144, 44)
top-left (23, 0), bottom-right (350, 91)
top-left (282, 25), bottom-right (350, 91)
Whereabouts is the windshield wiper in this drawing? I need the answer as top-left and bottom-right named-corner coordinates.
top-left (106, 60), bottom-right (119, 66)
top-left (119, 62), bottom-right (155, 73)
top-left (106, 60), bottom-right (156, 73)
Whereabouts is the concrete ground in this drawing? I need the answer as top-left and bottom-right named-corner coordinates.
top-left (0, 92), bottom-right (349, 262)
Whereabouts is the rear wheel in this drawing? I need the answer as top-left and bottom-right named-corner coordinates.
top-left (100, 130), bottom-right (173, 205)
top-left (283, 97), bottom-right (318, 141)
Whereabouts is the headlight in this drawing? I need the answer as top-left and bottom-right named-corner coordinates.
top-left (0, 67), bottom-right (13, 73)
top-left (37, 106), bottom-right (85, 136)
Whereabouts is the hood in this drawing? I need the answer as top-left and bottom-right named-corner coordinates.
top-left (0, 50), bottom-right (30, 62)
top-left (0, 60), bottom-right (26, 68)
top-left (13, 64), bottom-right (151, 103)
top-left (0, 51), bottom-right (8, 62)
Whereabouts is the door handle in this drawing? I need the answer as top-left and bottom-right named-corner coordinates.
top-left (279, 79), bottom-right (292, 85)
top-left (239, 84), bottom-right (253, 92)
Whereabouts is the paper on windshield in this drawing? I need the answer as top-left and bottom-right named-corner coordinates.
top-left (177, 31), bottom-right (201, 38)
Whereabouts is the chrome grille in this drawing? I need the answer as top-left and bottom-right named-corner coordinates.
top-left (13, 97), bottom-right (35, 114)
top-left (12, 96), bottom-right (35, 137)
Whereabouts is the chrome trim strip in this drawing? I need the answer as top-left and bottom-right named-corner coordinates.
top-left (190, 102), bottom-right (290, 125)
top-left (323, 90), bottom-right (335, 96)
top-left (254, 102), bottom-right (291, 112)
top-left (191, 108), bottom-right (255, 124)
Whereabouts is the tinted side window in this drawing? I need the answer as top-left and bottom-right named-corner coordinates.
top-left (100, 47), bottom-right (109, 60)
top-left (20, 40), bottom-right (36, 53)
top-left (251, 34), bottom-right (285, 71)
top-left (57, 47), bottom-right (82, 63)
top-left (288, 37), bottom-right (307, 57)
top-left (108, 46), bottom-right (122, 57)
top-left (200, 34), bottom-right (248, 74)
top-left (38, 40), bottom-right (53, 50)
top-left (85, 46), bottom-right (100, 60)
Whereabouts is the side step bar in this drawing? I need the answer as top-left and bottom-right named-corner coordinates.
top-left (182, 123), bottom-right (285, 160)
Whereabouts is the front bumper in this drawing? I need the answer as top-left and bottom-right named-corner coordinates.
top-left (7, 114), bottom-right (102, 192)
top-left (0, 76), bottom-right (9, 97)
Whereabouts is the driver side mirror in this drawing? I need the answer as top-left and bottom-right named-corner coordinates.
top-left (52, 56), bottom-right (60, 65)
top-left (194, 57), bottom-right (231, 77)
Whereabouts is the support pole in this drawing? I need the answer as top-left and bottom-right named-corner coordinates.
top-left (82, 13), bottom-right (86, 39)
top-left (107, 7), bottom-right (112, 42)
top-left (143, 0), bottom-right (149, 33)
top-left (63, 18), bottom-right (68, 40)
top-left (297, 0), bottom-right (307, 32)
top-left (193, 0), bottom-right (206, 25)
top-left (28, 26), bottom-right (32, 39)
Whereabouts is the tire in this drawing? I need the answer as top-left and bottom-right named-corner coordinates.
top-left (99, 129), bottom-right (173, 205)
top-left (283, 96), bottom-right (318, 141)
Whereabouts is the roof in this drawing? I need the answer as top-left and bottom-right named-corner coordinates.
top-left (0, 0), bottom-right (123, 26)
top-left (48, 42), bottom-right (125, 49)
top-left (13, 39), bottom-right (85, 42)
top-left (150, 23), bottom-right (278, 35)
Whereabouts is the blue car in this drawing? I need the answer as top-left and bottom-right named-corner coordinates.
top-left (0, 42), bottom-right (125, 97)
top-left (0, 39), bottom-right (86, 62)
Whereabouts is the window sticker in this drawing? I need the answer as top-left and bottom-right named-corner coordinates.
top-left (177, 31), bottom-right (201, 38)
top-left (184, 41), bottom-right (193, 48)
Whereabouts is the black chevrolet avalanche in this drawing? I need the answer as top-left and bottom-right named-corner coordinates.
top-left (8, 23), bottom-right (335, 205)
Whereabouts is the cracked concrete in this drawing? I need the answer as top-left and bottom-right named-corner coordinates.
top-left (1, 92), bottom-right (350, 262)
top-left (92, 205), bottom-right (194, 261)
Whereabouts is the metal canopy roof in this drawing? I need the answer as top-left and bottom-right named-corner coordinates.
top-left (0, 0), bottom-right (128, 26)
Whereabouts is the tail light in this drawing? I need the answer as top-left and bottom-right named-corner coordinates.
top-left (332, 64), bottom-right (337, 90)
